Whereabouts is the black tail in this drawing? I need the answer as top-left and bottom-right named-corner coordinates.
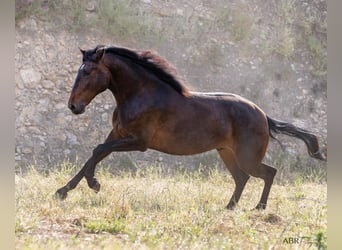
top-left (267, 116), bottom-right (326, 161)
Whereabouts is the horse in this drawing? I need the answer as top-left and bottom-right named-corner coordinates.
top-left (55, 45), bottom-right (326, 210)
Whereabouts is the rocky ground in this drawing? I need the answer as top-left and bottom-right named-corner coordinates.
top-left (15, 0), bottom-right (326, 179)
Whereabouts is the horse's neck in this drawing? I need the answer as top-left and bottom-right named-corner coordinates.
top-left (105, 56), bottom-right (179, 105)
top-left (108, 72), bottom-right (149, 106)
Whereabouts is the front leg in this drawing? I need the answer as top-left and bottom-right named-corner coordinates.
top-left (55, 147), bottom-right (111, 200)
top-left (84, 136), bottom-right (147, 189)
top-left (55, 132), bottom-right (146, 200)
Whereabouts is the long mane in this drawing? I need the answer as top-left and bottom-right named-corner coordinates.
top-left (103, 46), bottom-right (189, 96)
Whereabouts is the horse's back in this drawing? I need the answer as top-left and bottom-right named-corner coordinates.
top-left (189, 91), bottom-right (267, 124)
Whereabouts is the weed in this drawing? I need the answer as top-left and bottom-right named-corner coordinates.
top-left (96, 0), bottom-right (153, 40)
top-left (84, 218), bottom-right (126, 234)
top-left (278, 0), bottom-right (297, 25)
top-left (315, 231), bottom-right (327, 250)
top-left (308, 36), bottom-right (323, 58)
top-left (66, 0), bottom-right (87, 32)
top-left (15, 220), bottom-right (25, 234)
top-left (15, 0), bottom-right (46, 20)
top-left (276, 26), bottom-right (295, 58)
top-left (307, 35), bottom-right (327, 77)
top-left (16, 0), bottom-right (154, 41)
top-left (216, 6), bottom-right (254, 42)
top-left (205, 42), bottom-right (224, 66)
top-left (230, 10), bottom-right (253, 42)
top-left (215, 6), bottom-right (232, 32)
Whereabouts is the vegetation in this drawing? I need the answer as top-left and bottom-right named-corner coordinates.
top-left (15, 0), bottom-right (326, 63)
top-left (16, 163), bottom-right (326, 249)
top-left (15, 0), bottom-right (154, 41)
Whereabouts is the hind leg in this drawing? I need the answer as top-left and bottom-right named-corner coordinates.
top-left (253, 163), bottom-right (277, 209)
top-left (238, 159), bottom-right (277, 209)
top-left (226, 167), bottom-right (250, 209)
top-left (235, 155), bottom-right (277, 209)
top-left (218, 149), bottom-right (250, 209)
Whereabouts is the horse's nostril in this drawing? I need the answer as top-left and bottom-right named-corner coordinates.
top-left (68, 103), bottom-right (85, 114)
top-left (68, 103), bottom-right (76, 111)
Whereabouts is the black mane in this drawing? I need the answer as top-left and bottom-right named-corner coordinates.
top-left (99, 46), bottom-right (189, 96)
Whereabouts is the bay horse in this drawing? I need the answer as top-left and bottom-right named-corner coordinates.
top-left (55, 45), bottom-right (326, 209)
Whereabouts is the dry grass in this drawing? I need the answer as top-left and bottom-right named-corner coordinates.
top-left (16, 163), bottom-right (326, 249)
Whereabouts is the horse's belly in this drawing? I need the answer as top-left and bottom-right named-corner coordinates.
top-left (149, 142), bottom-right (218, 156)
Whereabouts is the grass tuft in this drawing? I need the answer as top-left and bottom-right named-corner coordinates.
top-left (84, 218), bottom-right (127, 234)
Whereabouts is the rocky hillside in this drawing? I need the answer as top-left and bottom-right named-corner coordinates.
top-left (15, 0), bottom-right (326, 178)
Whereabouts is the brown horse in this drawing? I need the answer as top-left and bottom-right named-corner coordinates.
top-left (55, 45), bottom-right (326, 209)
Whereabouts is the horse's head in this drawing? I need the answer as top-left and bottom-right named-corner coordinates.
top-left (68, 46), bottom-right (111, 114)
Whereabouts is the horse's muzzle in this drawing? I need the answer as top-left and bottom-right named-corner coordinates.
top-left (68, 102), bottom-right (85, 115)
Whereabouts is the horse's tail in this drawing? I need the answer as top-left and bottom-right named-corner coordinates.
top-left (267, 116), bottom-right (326, 161)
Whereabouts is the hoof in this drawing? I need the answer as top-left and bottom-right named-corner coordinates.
top-left (87, 178), bottom-right (101, 193)
top-left (254, 203), bottom-right (266, 210)
top-left (55, 187), bottom-right (68, 200)
top-left (226, 203), bottom-right (236, 210)
top-left (92, 181), bottom-right (101, 193)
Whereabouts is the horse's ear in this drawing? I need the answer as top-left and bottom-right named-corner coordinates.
top-left (95, 47), bottom-right (105, 62)
top-left (79, 47), bottom-right (86, 56)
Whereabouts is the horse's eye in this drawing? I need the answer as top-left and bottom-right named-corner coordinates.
top-left (83, 69), bottom-right (91, 75)
top-left (80, 64), bottom-right (91, 75)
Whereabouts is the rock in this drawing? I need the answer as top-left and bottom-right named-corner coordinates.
top-left (85, 0), bottom-right (97, 11)
top-left (64, 149), bottom-right (71, 155)
top-left (38, 98), bottom-right (50, 112)
top-left (65, 132), bottom-right (80, 145)
top-left (55, 102), bottom-right (66, 110)
top-left (102, 113), bottom-right (109, 122)
top-left (41, 80), bottom-right (55, 89)
top-left (22, 147), bottom-right (33, 154)
top-left (27, 126), bottom-right (42, 134)
top-left (23, 18), bottom-right (38, 31)
top-left (20, 68), bottom-right (42, 88)
top-left (17, 81), bottom-right (24, 89)
top-left (176, 9), bottom-right (184, 16)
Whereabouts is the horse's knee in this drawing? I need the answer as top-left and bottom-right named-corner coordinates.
top-left (92, 144), bottom-right (106, 157)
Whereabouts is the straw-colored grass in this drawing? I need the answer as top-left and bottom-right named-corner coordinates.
top-left (15, 163), bottom-right (326, 249)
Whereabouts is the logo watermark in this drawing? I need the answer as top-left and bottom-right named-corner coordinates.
top-left (283, 233), bottom-right (326, 249)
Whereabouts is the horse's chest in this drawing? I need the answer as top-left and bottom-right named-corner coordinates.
top-left (117, 103), bottom-right (156, 132)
